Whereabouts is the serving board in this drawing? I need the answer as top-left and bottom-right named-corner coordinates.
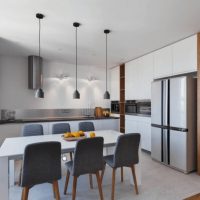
top-left (62, 135), bottom-right (86, 141)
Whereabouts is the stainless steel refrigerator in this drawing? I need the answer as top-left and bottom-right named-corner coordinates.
top-left (151, 76), bottom-right (197, 173)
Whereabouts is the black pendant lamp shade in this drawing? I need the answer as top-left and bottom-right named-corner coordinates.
top-left (73, 22), bottom-right (81, 99)
top-left (35, 13), bottom-right (44, 98)
top-left (35, 88), bottom-right (44, 98)
top-left (104, 29), bottom-right (110, 99)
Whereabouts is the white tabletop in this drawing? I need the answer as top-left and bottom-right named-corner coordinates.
top-left (0, 130), bottom-right (121, 159)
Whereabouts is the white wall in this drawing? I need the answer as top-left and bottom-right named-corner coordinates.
top-left (0, 56), bottom-right (110, 109)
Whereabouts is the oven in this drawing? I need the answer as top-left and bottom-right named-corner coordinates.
top-left (125, 100), bottom-right (137, 114)
top-left (111, 101), bottom-right (119, 113)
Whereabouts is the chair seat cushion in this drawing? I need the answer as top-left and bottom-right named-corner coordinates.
top-left (104, 155), bottom-right (115, 168)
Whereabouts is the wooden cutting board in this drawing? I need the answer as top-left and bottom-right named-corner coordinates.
top-left (184, 193), bottom-right (200, 200)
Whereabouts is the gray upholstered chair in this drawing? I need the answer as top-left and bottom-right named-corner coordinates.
top-left (52, 123), bottom-right (71, 134)
top-left (52, 123), bottom-right (73, 161)
top-left (101, 133), bottom-right (140, 200)
top-left (64, 137), bottom-right (104, 200)
top-left (19, 124), bottom-right (44, 185)
top-left (79, 121), bottom-right (95, 132)
top-left (21, 142), bottom-right (61, 200)
top-left (22, 124), bottom-right (43, 136)
top-left (78, 121), bottom-right (95, 188)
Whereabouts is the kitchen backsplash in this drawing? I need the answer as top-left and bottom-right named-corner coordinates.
top-left (0, 108), bottom-right (110, 120)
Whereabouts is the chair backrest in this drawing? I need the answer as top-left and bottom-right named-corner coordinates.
top-left (52, 123), bottom-right (71, 134)
top-left (113, 133), bottom-right (140, 168)
top-left (22, 124), bottom-right (44, 137)
top-left (72, 137), bottom-right (104, 176)
top-left (21, 142), bottom-right (61, 187)
top-left (79, 122), bottom-right (95, 132)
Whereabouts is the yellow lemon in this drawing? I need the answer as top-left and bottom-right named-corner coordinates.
top-left (90, 132), bottom-right (96, 138)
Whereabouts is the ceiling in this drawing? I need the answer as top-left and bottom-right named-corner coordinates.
top-left (1, 0), bottom-right (200, 68)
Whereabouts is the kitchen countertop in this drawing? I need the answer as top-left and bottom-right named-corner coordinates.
top-left (125, 113), bottom-right (151, 117)
top-left (0, 116), bottom-right (119, 125)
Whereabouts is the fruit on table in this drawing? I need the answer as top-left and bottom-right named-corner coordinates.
top-left (78, 130), bottom-right (85, 136)
top-left (64, 132), bottom-right (72, 138)
top-left (90, 132), bottom-right (96, 138)
top-left (64, 131), bottom-right (85, 138)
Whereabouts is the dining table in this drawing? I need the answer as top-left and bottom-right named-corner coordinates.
top-left (0, 129), bottom-right (141, 200)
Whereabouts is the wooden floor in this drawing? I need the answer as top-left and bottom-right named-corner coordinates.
top-left (184, 193), bottom-right (200, 200)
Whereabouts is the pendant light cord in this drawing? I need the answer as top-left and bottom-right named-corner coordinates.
top-left (39, 18), bottom-right (41, 59)
top-left (75, 26), bottom-right (78, 90)
top-left (106, 33), bottom-right (108, 91)
top-left (38, 17), bottom-right (43, 88)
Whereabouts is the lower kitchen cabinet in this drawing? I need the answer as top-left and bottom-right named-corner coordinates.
top-left (125, 115), bottom-right (151, 152)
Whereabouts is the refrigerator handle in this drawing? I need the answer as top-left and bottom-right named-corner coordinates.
top-left (163, 80), bottom-right (169, 126)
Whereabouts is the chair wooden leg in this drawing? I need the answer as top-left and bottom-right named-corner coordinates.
top-left (101, 163), bottom-right (106, 183)
top-left (70, 152), bottom-right (73, 161)
top-left (72, 176), bottom-right (78, 200)
top-left (111, 169), bottom-right (116, 200)
top-left (21, 187), bottom-right (29, 200)
top-left (64, 170), bottom-right (70, 195)
top-left (89, 174), bottom-right (93, 189)
top-left (131, 165), bottom-right (139, 195)
top-left (96, 171), bottom-right (104, 200)
top-left (121, 167), bottom-right (123, 182)
top-left (52, 180), bottom-right (60, 200)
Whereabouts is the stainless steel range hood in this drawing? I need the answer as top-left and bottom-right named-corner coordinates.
top-left (28, 56), bottom-right (43, 90)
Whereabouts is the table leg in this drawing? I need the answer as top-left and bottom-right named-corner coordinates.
top-left (9, 160), bottom-right (15, 186)
top-left (0, 156), bottom-right (9, 200)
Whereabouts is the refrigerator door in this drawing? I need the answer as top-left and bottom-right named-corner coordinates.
top-left (170, 130), bottom-right (187, 172)
top-left (163, 129), bottom-right (169, 164)
top-left (151, 81), bottom-right (162, 125)
top-left (170, 77), bottom-right (187, 129)
top-left (151, 127), bottom-right (162, 162)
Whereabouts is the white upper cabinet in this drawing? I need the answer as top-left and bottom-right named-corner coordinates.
top-left (138, 54), bottom-right (154, 99)
top-left (172, 35), bottom-right (197, 75)
top-left (125, 54), bottom-right (153, 100)
top-left (154, 46), bottom-right (173, 79)
top-left (110, 66), bottom-right (120, 100)
top-left (125, 59), bottom-right (138, 100)
top-left (154, 35), bottom-right (197, 79)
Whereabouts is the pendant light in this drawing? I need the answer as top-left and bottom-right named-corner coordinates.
top-left (104, 29), bottom-right (110, 99)
top-left (35, 13), bottom-right (44, 98)
top-left (73, 22), bottom-right (81, 99)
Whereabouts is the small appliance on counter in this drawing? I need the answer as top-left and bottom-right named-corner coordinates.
top-left (111, 101), bottom-right (119, 113)
top-left (1, 110), bottom-right (16, 121)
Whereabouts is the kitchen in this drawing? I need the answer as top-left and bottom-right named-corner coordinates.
top-left (1, 1), bottom-right (200, 200)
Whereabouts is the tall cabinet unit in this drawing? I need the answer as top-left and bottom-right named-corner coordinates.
top-left (120, 64), bottom-right (125, 133)
top-left (110, 66), bottom-right (120, 100)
